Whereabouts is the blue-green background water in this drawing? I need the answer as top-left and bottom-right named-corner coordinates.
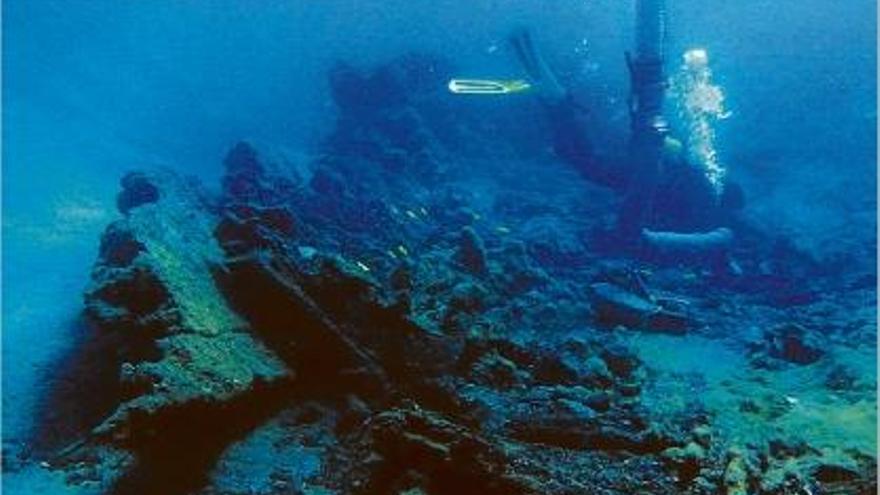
top-left (2, 1), bottom-right (876, 492)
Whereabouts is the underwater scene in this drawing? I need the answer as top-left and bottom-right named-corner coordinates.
top-left (2, 1), bottom-right (877, 494)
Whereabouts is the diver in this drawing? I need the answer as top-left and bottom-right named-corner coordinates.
top-left (508, 28), bottom-right (744, 257)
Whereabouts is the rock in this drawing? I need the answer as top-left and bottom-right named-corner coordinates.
top-left (448, 281), bottom-right (488, 314)
top-left (507, 399), bottom-right (599, 450)
top-left (494, 241), bottom-right (548, 295)
top-left (738, 399), bottom-right (761, 414)
top-left (583, 391), bottom-right (612, 412)
top-left (117, 171), bottom-right (161, 214)
top-left (588, 425), bottom-right (670, 454)
top-left (85, 252), bottom-right (171, 326)
top-left (662, 441), bottom-right (706, 483)
top-left (531, 353), bottom-right (579, 385)
top-left (763, 323), bottom-right (823, 365)
top-left (759, 462), bottom-right (810, 494)
top-left (97, 220), bottom-right (145, 267)
top-left (337, 394), bottom-right (373, 434)
top-left (68, 170), bottom-right (291, 489)
top-left (691, 425), bottom-right (712, 449)
top-left (352, 407), bottom-right (530, 494)
top-left (768, 437), bottom-right (816, 459)
top-left (455, 226), bottom-right (488, 275)
top-left (813, 461), bottom-right (861, 483)
top-left (221, 141), bottom-right (299, 207)
top-left (691, 475), bottom-right (716, 494)
top-left (470, 351), bottom-right (529, 390)
top-left (222, 142), bottom-right (267, 202)
top-left (618, 380), bottom-right (642, 397)
top-left (215, 204), bottom-right (297, 258)
top-left (722, 448), bottom-right (750, 495)
top-left (600, 343), bottom-right (641, 379)
top-left (825, 364), bottom-right (859, 390)
top-left (506, 383), bottom-right (668, 454)
top-left (590, 282), bottom-right (656, 327)
top-left (589, 282), bottom-right (689, 334)
top-left (582, 356), bottom-right (615, 388)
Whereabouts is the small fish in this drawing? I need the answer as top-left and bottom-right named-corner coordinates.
top-left (387, 250), bottom-right (398, 259)
top-left (405, 210), bottom-right (418, 220)
top-left (355, 261), bottom-right (371, 272)
top-left (419, 207), bottom-right (428, 216)
top-left (397, 245), bottom-right (409, 256)
top-left (496, 226), bottom-right (511, 234)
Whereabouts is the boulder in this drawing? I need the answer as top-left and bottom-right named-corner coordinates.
top-left (351, 407), bottom-right (532, 494)
top-left (763, 323), bottom-right (823, 365)
top-left (589, 282), bottom-right (689, 334)
top-left (65, 170), bottom-right (291, 490)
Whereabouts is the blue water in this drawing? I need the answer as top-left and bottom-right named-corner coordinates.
top-left (2, 1), bottom-right (876, 493)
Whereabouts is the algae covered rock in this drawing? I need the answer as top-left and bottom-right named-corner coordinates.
top-left (722, 448), bottom-right (752, 495)
top-left (661, 441), bottom-right (706, 483)
top-left (70, 169), bottom-right (291, 490)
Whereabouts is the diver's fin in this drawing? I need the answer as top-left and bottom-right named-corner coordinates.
top-left (508, 28), bottom-right (567, 103)
top-left (510, 28), bottom-right (542, 83)
top-left (448, 78), bottom-right (531, 95)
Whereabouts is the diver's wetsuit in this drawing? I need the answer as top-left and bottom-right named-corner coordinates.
top-left (510, 27), bottom-right (740, 236)
top-left (544, 96), bottom-right (627, 191)
top-left (543, 94), bottom-right (736, 234)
